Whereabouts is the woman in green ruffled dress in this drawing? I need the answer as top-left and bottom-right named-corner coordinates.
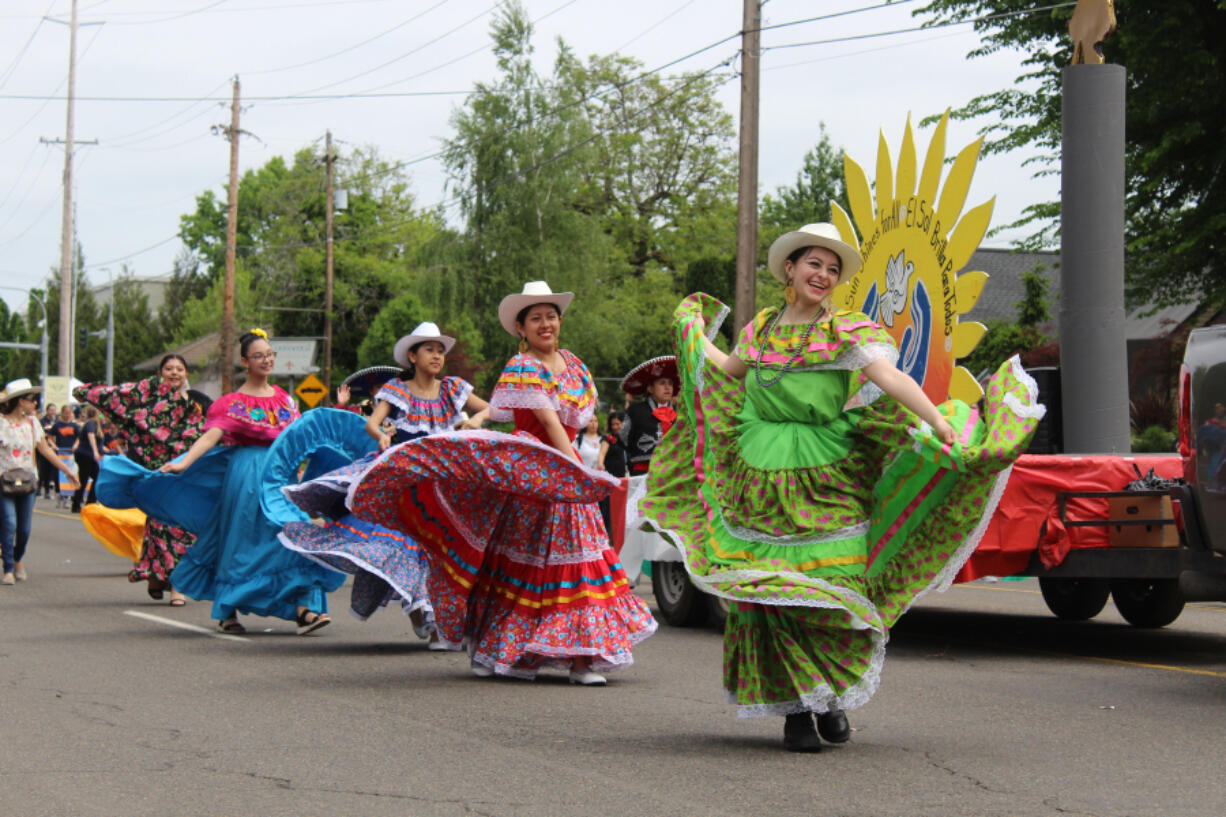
top-left (642, 223), bottom-right (1043, 752)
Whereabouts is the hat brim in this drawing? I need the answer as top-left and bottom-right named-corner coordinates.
top-left (498, 292), bottom-right (575, 337)
top-left (393, 334), bottom-right (456, 368)
top-left (2, 386), bottom-right (42, 401)
top-left (620, 356), bottom-right (680, 397)
top-left (767, 230), bottom-right (862, 286)
top-left (342, 365), bottom-right (401, 400)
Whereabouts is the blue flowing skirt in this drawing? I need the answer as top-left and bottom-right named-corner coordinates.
top-left (98, 444), bottom-right (345, 622)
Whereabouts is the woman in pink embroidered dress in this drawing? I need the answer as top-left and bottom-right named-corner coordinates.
top-left (98, 330), bottom-right (344, 635)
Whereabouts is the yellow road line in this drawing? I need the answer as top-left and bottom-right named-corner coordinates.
top-left (34, 508), bottom-right (78, 520)
top-left (1079, 655), bottom-right (1226, 679)
top-left (954, 582), bottom-right (1041, 595)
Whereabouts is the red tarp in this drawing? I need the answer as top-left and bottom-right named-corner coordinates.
top-left (955, 453), bottom-right (1183, 582)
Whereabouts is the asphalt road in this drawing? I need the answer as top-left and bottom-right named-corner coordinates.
top-left (2, 498), bottom-right (1225, 817)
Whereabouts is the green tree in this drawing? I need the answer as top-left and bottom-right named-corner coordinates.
top-left (916, 0), bottom-right (1226, 308)
top-left (438, 2), bottom-right (618, 381)
top-left (960, 265), bottom-right (1053, 375)
top-left (561, 52), bottom-right (738, 277)
top-left (175, 144), bottom-right (441, 380)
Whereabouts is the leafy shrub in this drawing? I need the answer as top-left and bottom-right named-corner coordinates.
top-left (1131, 424), bottom-right (1176, 453)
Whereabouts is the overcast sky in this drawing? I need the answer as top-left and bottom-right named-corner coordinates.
top-left (0, 0), bottom-right (1061, 313)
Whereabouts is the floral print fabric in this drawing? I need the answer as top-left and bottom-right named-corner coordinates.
top-left (74, 376), bottom-right (206, 582)
top-left (350, 429), bottom-right (657, 677)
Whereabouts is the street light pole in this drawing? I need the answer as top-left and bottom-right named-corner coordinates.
top-left (0, 287), bottom-right (48, 387)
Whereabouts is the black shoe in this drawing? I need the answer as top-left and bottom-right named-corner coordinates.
top-left (783, 713), bottom-right (822, 753)
top-left (817, 709), bottom-right (850, 744)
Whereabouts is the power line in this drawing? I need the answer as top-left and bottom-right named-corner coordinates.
top-left (0, 1), bottom-right (55, 91)
top-left (277, 2), bottom-right (501, 98)
top-left (244, 0), bottom-right (453, 76)
top-left (614, 0), bottom-right (697, 53)
top-left (753, 0), bottom-right (920, 36)
top-left (764, 1), bottom-right (1077, 52)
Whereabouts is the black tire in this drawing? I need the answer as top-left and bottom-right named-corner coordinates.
top-left (651, 561), bottom-right (707, 627)
top-left (1038, 577), bottom-right (1111, 621)
top-left (706, 593), bottom-right (731, 630)
top-left (1110, 578), bottom-right (1185, 628)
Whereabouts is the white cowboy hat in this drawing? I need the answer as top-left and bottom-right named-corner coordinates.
top-left (393, 322), bottom-right (456, 368)
top-left (767, 222), bottom-right (863, 286)
top-left (497, 281), bottom-right (574, 337)
top-left (1, 378), bottom-right (42, 401)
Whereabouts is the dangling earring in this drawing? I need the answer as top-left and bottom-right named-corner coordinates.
top-left (518, 336), bottom-right (528, 354)
top-left (784, 280), bottom-right (797, 306)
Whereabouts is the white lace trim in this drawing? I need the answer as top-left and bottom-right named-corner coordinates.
top-left (722, 518), bottom-right (870, 547)
top-left (751, 341), bottom-right (899, 375)
top-left (920, 463), bottom-right (1014, 598)
top-left (1004, 357), bottom-right (1047, 420)
top-left (726, 629), bottom-right (885, 718)
top-left (488, 391), bottom-right (593, 430)
top-left (636, 516), bottom-right (883, 633)
top-left (624, 474), bottom-right (649, 530)
top-left (706, 303), bottom-right (731, 342)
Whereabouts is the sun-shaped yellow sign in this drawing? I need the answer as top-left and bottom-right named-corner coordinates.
top-left (830, 111), bottom-right (992, 405)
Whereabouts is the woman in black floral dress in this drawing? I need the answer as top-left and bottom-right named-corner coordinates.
top-left (73, 355), bottom-right (206, 604)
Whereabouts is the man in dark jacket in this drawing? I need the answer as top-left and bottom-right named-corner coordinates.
top-left (619, 356), bottom-right (679, 475)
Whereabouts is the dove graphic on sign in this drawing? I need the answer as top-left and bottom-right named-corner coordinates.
top-left (878, 250), bottom-right (913, 328)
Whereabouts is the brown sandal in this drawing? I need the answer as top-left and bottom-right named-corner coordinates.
top-left (296, 610), bottom-right (330, 636)
top-left (218, 616), bottom-right (246, 634)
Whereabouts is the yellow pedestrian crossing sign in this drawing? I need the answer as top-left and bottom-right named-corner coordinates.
top-left (295, 373), bottom-right (327, 408)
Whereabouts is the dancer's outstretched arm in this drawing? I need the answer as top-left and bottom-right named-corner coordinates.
top-left (532, 408), bottom-right (580, 463)
top-left (863, 360), bottom-right (955, 445)
top-left (160, 426), bottom-right (224, 473)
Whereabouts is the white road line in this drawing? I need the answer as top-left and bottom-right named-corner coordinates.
top-left (124, 610), bottom-right (250, 643)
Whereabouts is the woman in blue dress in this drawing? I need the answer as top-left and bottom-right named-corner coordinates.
top-left (98, 329), bottom-right (344, 635)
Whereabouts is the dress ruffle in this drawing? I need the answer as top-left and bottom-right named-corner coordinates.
top-left (267, 409), bottom-right (432, 621)
top-left (97, 438), bottom-right (346, 621)
top-left (642, 293), bottom-right (1043, 716)
top-left (349, 430), bottom-right (656, 676)
top-left (488, 351), bottom-right (597, 429)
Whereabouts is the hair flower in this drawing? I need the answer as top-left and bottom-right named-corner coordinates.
top-left (248, 327), bottom-right (268, 339)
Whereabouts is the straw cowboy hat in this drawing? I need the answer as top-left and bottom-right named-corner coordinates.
top-left (1, 378), bottom-right (42, 401)
top-left (393, 322), bottom-right (456, 368)
top-left (497, 281), bottom-right (574, 337)
top-left (767, 222), bottom-right (863, 286)
top-left (620, 356), bottom-right (680, 397)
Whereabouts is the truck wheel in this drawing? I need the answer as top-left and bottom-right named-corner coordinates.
top-left (706, 593), bottom-right (731, 630)
top-left (651, 561), bottom-right (707, 627)
top-left (1110, 579), bottom-right (1185, 628)
top-left (1039, 577), bottom-right (1110, 620)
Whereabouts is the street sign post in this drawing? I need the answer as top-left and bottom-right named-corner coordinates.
top-left (269, 338), bottom-right (319, 377)
top-left (295, 373), bottom-right (327, 408)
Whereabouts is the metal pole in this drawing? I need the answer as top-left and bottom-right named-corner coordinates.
top-left (220, 75), bottom-right (241, 394)
top-left (1059, 64), bottom-right (1130, 453)
top-left (0, 287), bottom-right (48, 387)
top-left (55, 0), bottom-right (78, 377)
top-left (323, 130), bottom-right (335, 401)
top-left (733, 0), bottom-right (761, 335)
top-left (105, 268), bottom-right (113, 385)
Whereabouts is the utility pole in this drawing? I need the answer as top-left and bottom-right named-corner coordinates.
top-left (219, 76), bottom-right (241, 394)
top-left (733, 0), bottom-right (761, 334)
top-left (54, 0), bottom-right (79, 377)
top-left (323, 130), bottom-right (335, 400)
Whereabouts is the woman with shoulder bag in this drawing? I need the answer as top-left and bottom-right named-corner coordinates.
top-left (0, 380), bottom-right (80, 584)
